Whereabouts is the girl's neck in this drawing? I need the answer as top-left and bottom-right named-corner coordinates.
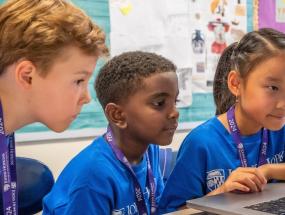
top-left (110, 127), bottom-right (149, 165)
top-left (219, 105), bottom-right (262, 136)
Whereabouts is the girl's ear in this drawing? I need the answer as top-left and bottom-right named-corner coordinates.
top-left (228, 70), bottom-right (241, 97)
top-left (15, 60), bottom-right (36, 89)
top-left (105, 103), bottom-right (127, 129)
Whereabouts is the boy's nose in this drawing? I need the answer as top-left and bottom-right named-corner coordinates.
top-left (81, 89), bottom-right (92, 104)
top-left (168, 105), bottom-right (179, 119)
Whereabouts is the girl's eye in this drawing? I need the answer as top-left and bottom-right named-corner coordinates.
top-left (268, 86), bottom-right (279, 91)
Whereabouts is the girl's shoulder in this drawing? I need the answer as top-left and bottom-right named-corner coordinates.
top-left (269, 126), bottom-right (285, 142)
top-left (185, 116), bottom-right (227, 141)
top-left (179, 116), bottom-right (229, 153)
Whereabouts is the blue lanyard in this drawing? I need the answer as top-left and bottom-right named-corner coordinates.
top-left (105, 126), bottom-right (157, 215)
top-left (0, 100), bottom-right (18, 215)
top-left (227, 106), bottom-right (268, 167)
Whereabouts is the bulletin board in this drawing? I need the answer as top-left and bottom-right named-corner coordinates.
top-left (253, 0), bottom-right (285, 32)
top-left (0, 0), bottom-right (259, 141)
top-left (110, 0), bottom-right (250, 131)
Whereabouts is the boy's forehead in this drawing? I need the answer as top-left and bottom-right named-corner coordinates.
top-left (135, 72), bottom-right (178, 92)
top-left (143, 71), bottom-right (176, 82)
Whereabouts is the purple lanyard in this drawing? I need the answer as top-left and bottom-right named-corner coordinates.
top-left (227, 106), bottom-right (268, 167)
top-left (0, 101), bottom-right (18, 215)
top-left (105, 126), bottom-right (157, 215)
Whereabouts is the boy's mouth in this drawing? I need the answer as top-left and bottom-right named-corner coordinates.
top-left (164, 123), bottom-right (178, 132)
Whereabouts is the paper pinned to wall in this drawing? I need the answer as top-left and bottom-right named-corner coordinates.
top-left (257, 0), bottom-right (285, 31)
top-left (110, 0), bottom-right (247, 128)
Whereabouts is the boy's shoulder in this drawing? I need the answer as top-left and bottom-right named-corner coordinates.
top-left (55, 139), bottom-right (161, 192)
top-left (58, 138), bottom-right (160, 185)
top-left (43, 136), bottom-right (119, 213)
top-left (60, 136), bottom-right (118, 181)
top-left (72, 136), bottom-right (111, 163)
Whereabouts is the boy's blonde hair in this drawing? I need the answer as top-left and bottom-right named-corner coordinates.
top-left (0, 0), bottom-right (109, 76)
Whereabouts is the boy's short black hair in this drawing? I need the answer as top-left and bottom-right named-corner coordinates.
top-left (95, 51), bottom-right (176, 108)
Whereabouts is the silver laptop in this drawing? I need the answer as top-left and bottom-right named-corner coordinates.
top-left (187, 183), bottom-right (285, 215)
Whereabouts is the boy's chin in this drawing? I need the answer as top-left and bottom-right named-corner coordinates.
top-left (47, 123), bottom-right (70, 133)
top-left (156, 138), bottom-right (174, 146)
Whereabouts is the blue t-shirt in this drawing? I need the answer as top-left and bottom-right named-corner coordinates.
top-left (158, 117), bottom-right (285, 213)
top-left (43, 136), bottom-right (164, 215)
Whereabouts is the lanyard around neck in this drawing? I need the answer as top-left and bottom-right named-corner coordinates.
top-left (227, 106), bottom-right (268, 167)
top-left (105, 126), bottom-right (157, 215)
top-left (0, 100), bottom-right (18, 215)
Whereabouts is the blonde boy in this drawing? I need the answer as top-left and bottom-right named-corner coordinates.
top-left (0, 0), bottom-right (108, 214)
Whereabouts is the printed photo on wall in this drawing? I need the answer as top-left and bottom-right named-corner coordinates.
top-left (177, 68), bottom-right (192, 108)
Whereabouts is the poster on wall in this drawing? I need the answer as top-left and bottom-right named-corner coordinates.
top-left (110, 0), bottom-right (247, 129)
top-left (254, 0), bottom-right (285, 32)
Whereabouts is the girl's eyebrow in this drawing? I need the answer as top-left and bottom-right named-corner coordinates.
top-left (264, 76), bottom-right (281, 83)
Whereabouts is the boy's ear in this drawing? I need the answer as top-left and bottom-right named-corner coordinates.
top-left (227, 70), bottom-right (241, 97)
top-left (105, 103), bottom-right (127, 129)
top-left (15, 60), bottom-right (36, 89)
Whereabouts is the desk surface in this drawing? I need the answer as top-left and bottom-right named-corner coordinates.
top-left (165, 208), bottom-right (203, 215)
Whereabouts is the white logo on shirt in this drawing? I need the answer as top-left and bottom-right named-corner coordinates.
top-left (206, 169), bottom-right (225, 191)
top-left (206, 151), bottom-right (285, 192)
top-left (112, 202), bottom-right (138, 215)
top-left (112, 187), bottom-right (150, 215)
top-left (266, 151), bottom-right (284, 164)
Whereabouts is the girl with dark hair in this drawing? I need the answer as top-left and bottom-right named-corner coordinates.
top-left (159, 28), bottom-right (285, 213)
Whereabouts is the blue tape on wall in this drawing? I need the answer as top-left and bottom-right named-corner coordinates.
top-left (247, 0), bottom-right (254, 32)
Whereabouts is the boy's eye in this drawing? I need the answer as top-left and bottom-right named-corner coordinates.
top-left (153, 100), bottom-right (165, 107)
top-left (268, 86), bottom-right (279, 91)
top-left (175, 98), bottom-right (180, 105)
top-left (76, 79), bottom-right (84, 85)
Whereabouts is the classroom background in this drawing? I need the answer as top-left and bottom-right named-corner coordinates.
top-left (0, 0), bottom-right (284, 179)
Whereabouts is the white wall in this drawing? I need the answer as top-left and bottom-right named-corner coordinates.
top-left (15, 131), bottom-right (189, 179)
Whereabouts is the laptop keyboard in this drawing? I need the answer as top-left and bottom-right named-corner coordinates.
top-left (245, 197), bottom-right (285, 214)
